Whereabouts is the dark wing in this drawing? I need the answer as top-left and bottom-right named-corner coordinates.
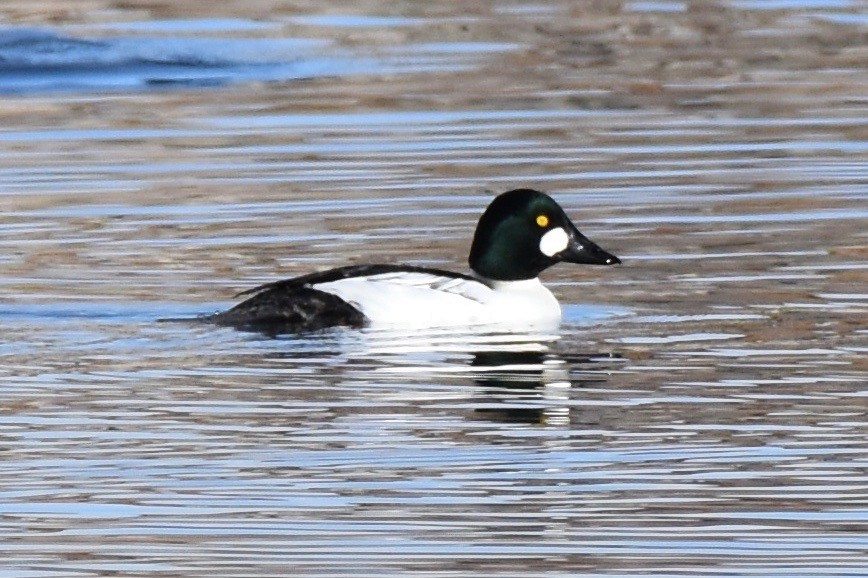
top-left (205, 286), bottom-right (366, 335)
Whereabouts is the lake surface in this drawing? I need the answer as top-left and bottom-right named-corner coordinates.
top-left (0, 2), bottom-right (865, 576)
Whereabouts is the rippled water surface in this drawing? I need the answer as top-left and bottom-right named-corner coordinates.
top-left (0, 2), bottom-right (865, 576)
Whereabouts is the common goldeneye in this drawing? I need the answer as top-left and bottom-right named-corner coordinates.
top-left (204, 188), bottom-right (620, 334)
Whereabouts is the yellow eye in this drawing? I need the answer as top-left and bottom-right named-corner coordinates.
top-left (536, 214), bottom-right (549, 228)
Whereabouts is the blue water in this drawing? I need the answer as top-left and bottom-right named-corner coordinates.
top-left (0, 25), bottom-right (512, 94)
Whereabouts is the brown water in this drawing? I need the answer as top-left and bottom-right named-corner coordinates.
top-left (0, 2), bottom-right (866, 576)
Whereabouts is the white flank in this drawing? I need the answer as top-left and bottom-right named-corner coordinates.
top-left (313, 271), bottom-right (561, 329)
top-left (539, 227), bottom-right (570, 257)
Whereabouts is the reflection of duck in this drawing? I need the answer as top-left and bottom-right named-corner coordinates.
top-left (469, 349), bottom-right (600, 427)
top-left (255, 328), bottom-right (621, 427)
top-left (359, 335), bottom-right (620, 427)
top-left (202, 189), bottom-right (620, 335)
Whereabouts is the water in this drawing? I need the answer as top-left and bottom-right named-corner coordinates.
top-left (0, 2), bottom-right (866, 577)
top-left (0, 25), bottom-right (512, 94)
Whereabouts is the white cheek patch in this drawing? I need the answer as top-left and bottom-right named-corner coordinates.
top-left (539, 227), bottom-right (570, 257)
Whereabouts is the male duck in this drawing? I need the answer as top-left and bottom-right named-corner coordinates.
top-left (205, 188), bottom-right (620, 334)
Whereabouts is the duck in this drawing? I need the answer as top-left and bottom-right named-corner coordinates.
top-left (202, 188), bottom-right (620, 334)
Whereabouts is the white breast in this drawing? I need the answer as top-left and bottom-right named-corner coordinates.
top-left (313, 271), bottom-right (561, 330)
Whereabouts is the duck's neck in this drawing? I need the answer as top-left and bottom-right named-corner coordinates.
top-left (472, 272), bottom-right (546, 292)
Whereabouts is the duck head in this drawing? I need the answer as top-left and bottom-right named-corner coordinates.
top-left (468, 188), bottom-right (620, 281)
